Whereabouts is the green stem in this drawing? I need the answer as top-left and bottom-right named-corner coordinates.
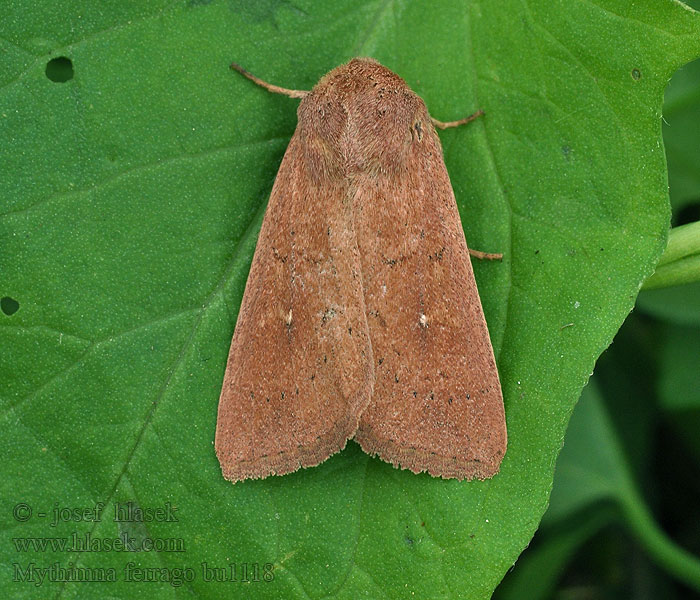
top-left (620, 493), bottom-right (700, 591)
top-left (642, 221), bottom-right (700, 290)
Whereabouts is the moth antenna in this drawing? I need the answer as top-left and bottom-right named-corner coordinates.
top-left (432, 109), bottom-right (485, 130)
top-left (230, 63), bottom-right (310, 99)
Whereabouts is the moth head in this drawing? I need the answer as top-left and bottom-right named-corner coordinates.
top-left (300, 59), bottom-right (438, 175)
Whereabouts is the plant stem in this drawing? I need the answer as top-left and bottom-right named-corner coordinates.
top-left (642, 220), bottom-right (700, 289)
top-left (621, 493), bottom-right (700, 591)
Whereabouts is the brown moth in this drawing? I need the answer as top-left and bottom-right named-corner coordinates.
top-left (216, 58), bottom-right (506, 483)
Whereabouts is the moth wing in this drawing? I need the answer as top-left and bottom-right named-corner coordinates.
top-left (353, 121), bottom-right (506, 480)
top-left (215, 134), bottom-right (373, 482)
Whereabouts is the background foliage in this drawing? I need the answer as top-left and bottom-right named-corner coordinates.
top-left (2, 1), bottom-right (699, 598)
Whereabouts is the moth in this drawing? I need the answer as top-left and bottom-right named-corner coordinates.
top-left (216, 58), bottom-right (506, 482)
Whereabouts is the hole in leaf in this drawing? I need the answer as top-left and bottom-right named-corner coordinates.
top-left (1, 297), bottom-right (19, 315)
top-left (46, 57), bottom-right (74, 83)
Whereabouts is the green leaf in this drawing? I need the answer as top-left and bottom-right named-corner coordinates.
top-left (3, 2), bottom-right (700, 598)
top-left (659, 323), bottom-right (700, 412)
top-left (548, 381), bottom-right (700, 590)
top-left (498, 44), bottom-right (700, 596)
top-left (658, 322), bottom-right (700, 463)
top-left (544, 382), bottom-right (634, 524)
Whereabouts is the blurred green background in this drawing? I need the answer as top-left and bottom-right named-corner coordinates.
top-left (494, 16), bottom-right (700, 598)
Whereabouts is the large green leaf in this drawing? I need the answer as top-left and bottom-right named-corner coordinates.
top-left (3, 1), bottom-right (700, 598)
top-left (497, 38), bottom-right (700, 596)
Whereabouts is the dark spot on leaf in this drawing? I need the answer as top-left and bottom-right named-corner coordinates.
top-left (1, 296), bottom-right (19, 315)
top-left (46, 57), bottom-right (73, 83)
top-left (631, 68), bottom-right (641, 80)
